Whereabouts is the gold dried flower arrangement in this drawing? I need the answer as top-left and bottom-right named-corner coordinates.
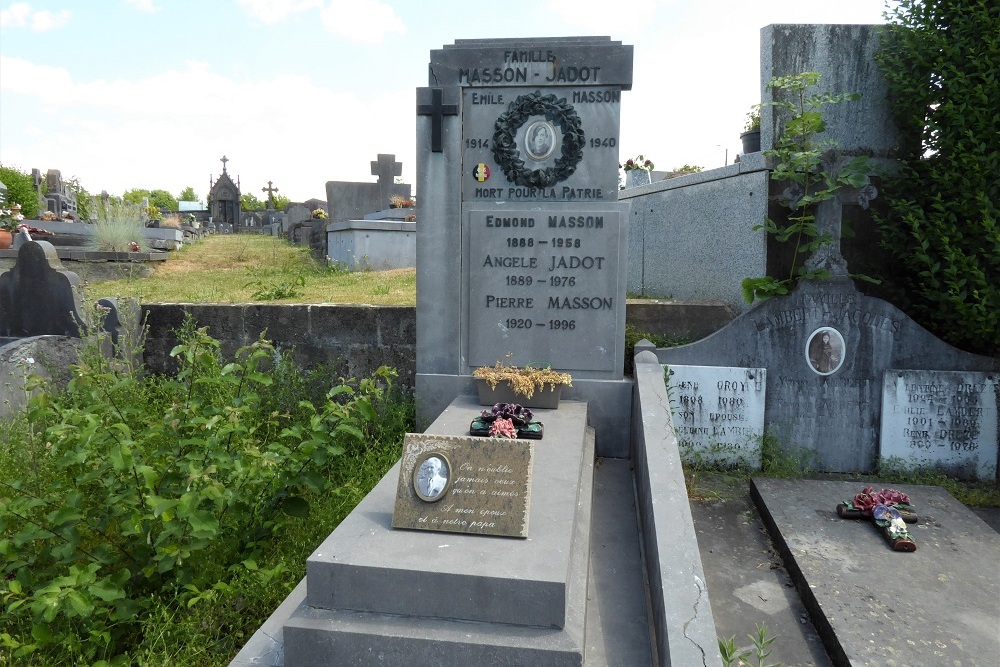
top-left (473, 359), bottom-right (572, 400)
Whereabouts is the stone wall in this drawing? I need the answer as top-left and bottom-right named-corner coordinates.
top-left (140, 302), bottom-right (733, 391)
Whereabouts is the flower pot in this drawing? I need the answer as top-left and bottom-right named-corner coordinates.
top-left (475, 379), bottom-right (562, 409)
top-left (0, 230), bottom-right (12, 250)
top-left (625, 170), bottom-right (652, 188)
top-left (740, 129), bottom-right (761, 154)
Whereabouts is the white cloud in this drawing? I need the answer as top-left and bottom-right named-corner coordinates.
top-left (236, 0), bottom-right (322, 24)
top-left (0, 55), bottom-right (415, 201)
top-left (0, 2), bottom-right (71, 31)
top-left (123, 0), bottom-right (161, 13)
top-left (320, 0), bottom-right (405, 44)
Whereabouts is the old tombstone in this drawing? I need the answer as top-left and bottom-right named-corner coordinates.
top-left (324, 153), bottom-right (411, 223)
top-left (880, 369), bottom-right (999, 480)
top-left (0, 240), bottom-right (87, 338)
top-left (415, 37), bottom-right (635, 453)
top-left (666, 364), bottom-right (767, 468)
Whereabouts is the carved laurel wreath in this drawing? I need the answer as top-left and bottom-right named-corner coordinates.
top-left (492, 91), bottom-right (585, 188)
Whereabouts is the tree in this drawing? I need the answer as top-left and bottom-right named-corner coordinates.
top-left (177, 186), bottom-right (200, 203)
top-left (123, 188), bottom-right (178, 212)
top-left (875, 0), bottom-right (999, 354)
top-left (241, 192), bottom-right (264, 211)
top-left (272, 194), bottom-right (291, 210)
top-left (0, 164), bottom-right (41, 219)
top-left (66, 176), bottom-right (93, 221)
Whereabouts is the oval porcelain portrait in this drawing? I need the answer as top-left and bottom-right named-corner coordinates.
top-left (524, 120), bottom-right (556, 161)
top-left (805, 327), bottom-right (845, 376)
top-left (413, 452), bottom-right (451, 502)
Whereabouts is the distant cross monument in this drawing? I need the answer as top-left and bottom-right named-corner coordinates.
top-left (416, 87), bottom-right (459, 153)
top-left (262, 180), bottom-right (280, 209)
top-left (220, 155), bottom-right (229, 173)
top-left (371, 154), bottom-right (403, 208)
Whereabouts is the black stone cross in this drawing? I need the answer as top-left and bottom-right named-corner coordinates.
top-left (371, 154), bottom-right (403, 206)
top-left (783, 153), bottom-right (878, 278)
top-left (417, 87), bottom-right (459, 153)
top-left (261, 180), bottom-right (279, 209)
top-left (220, 155), bottom-right (229, 173)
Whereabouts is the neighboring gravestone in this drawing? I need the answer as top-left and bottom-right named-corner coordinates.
top-left (43, 169), bottom-right (78, 218)
top-left (881, 370), bottom-right (999, 480)
top-left (666, 364), bottom-right (767, 468)
top-left (0, 240), bottom-right (86, 338)
top-left (657, 279), bottom-right (1000, 472)
top-left (415, 37), bottom-right (635, 452)
top-left (325, 154), bottom-right (411, 223)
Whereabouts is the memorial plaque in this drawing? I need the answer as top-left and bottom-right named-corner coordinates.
top-left (665, 364), bottom-right (767, 468)
top-left (467, 206), bottom-right (624, 370)
top-left (392, 433), bottom-right (534, 538)
top-left (880, 369), bottom-right (999, 480)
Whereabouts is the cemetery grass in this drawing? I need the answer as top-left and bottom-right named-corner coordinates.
top-left (682, 432), bottom-right (1000, 508)
top-left (0, 322), bottom-right (413, 666)
top-left (91, 235), bottom-right (416, 305)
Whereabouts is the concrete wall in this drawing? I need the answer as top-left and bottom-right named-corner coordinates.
top-left (326, 221), bottom-right (416, 270)
top-left (140, 304), bottom-right (418, 390)
top-left (620, 157), bottom-right (769, 314)
top-left (631, 343), bottom-right (722, 667)
top-left (139, 302), bottom-right (734, 394)
top-left (760, 24), bottom-right (900, 159)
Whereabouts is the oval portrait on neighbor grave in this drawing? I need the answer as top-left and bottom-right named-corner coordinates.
top-left (413, 452), bottom-right (451, 502)
top-left (524, 120), bottom-right (556, 161)
top-left (805, 326), bottom-right (845, 376)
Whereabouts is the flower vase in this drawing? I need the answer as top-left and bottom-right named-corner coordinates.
top-left (0, 231), bottom-right (12, 250)
top-left (625, 170), bottom-right (652, 188)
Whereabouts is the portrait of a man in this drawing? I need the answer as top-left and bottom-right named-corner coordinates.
top-left (806, 327), bottom-right (845, 375)
top-left (525, 120), bottom-right (555, 160)
top-left (414, 454), bottom-right (450, 501)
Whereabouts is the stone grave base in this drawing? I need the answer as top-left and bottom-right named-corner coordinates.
top-left (231, 396), bottom-right (653, 666)
top-left (751, 478), bottom-right (1000, 666)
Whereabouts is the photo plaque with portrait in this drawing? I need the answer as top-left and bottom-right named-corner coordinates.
top-left (805, 326), bottom-right (845, 376)
top-left (392, 433), bottom-right (534, 538)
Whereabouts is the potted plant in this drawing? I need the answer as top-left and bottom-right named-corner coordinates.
top-left (741, 106), bottom-right (761, 154)
top-left (621, 154), bottom-right (654, 187)
top-left (472, 358), bottom-right (572, 409)
top-left (0, 204), bottom-right (25, 249)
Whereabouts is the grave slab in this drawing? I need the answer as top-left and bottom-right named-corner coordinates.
top-left (304, 397), bottom-right (589, 628)
top-left (283, 397), bottom-right (597, 666)
top-left (751, 477), bottom-right (1000, 667)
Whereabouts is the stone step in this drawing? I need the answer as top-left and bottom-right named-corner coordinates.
top-left (281, 397), bottom-right (597, 666)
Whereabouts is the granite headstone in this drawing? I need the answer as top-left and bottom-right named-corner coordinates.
top-left (880, 369), bottom-right (998, 480)
top-left (666, 364), bottom-right (767, 468)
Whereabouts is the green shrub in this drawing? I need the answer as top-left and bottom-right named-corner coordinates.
top-left (0, 164), bottom-right (41, 220)
top-left (0, 320), bottom-right (406, 664)
top-left (88, 198), bottom-right (151, 252)
top-left (874, 0), bottom-right (1000, 355)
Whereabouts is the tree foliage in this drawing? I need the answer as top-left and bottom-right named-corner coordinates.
top-left (177, 186), bottom-right (200, 203)
top-left (875, 0), bottom-right (1000, 354)
top-left (123, 188), bottom-right (179, 212)
top-left (240, 192), bottom-right (264, 211)
top-left (0, 164), bottom-right (41, 219)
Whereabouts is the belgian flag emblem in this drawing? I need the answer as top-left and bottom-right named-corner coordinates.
top-left (473, 163), bottom-right (491, 182)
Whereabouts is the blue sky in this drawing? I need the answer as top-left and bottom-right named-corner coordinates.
top-left (0, 0), bottom-right (890, 203)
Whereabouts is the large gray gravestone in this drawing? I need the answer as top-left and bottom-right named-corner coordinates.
top-left (665, 364), bottom-right (767, 469)
top-left (0, 240), bottom-right (86, 338)
top-left (881, 369), bottom-right (999, 480)
top-left (324, 153), bottom-right (411, 223)
top-left (415, 38), bottom-right (634, 453)
top-left (655, 279), bottom-right (1000, 472)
